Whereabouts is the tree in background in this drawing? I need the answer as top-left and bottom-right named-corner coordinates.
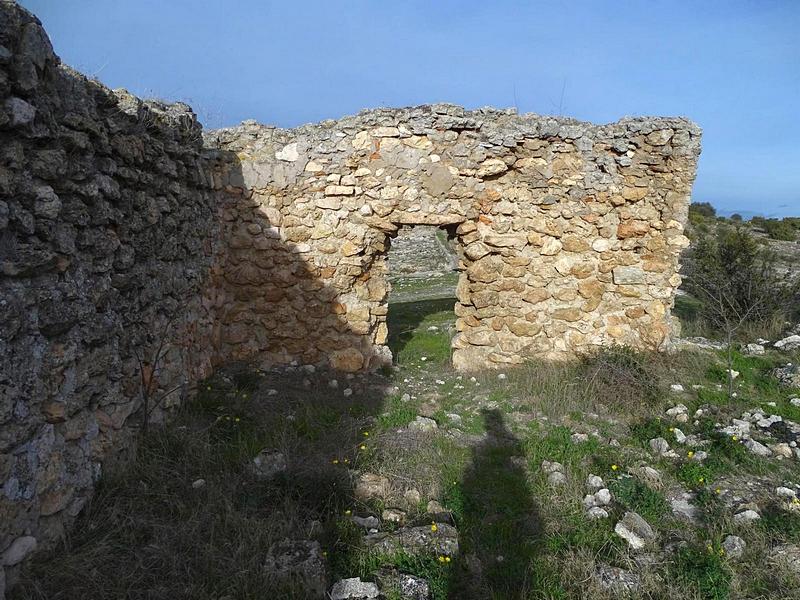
top-left (682, 225), bottom-right (800, 396)
top-left (762, 218), bottom-right (798, 241)
top-left (688, 201), bottom-right (717, 225)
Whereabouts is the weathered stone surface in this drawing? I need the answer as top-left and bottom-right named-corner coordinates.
top-left (208, 102), bottom-right (699, 374)
top-left (330, 577), bottom-right (380, 600)
top-left (0, 4), bottom-right (216, 585)
top-left (364, 522), bottom-right (459, 557)
top-left (263, 539), bottom-right (327, 597)
top-left (614, 512), bottom-right (655, 550)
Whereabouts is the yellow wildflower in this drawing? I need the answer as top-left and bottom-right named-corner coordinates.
top-left (445, 556), bottom-right (451, 563)
top-left (438, 556), bottom-right (446, 563)
top-left (732, 435), bottom-right (738, 441)
top-left (363, 432), bottom-right (369, 437)
top-left (345, 509), bottom-right (351, 516)
top-left (687, 451), bottom-right (695, 458)
top-left (611, 464), bottom-right (619, 471)
top-left (431, 523), bottom-right (438, 532)
top-left (360, 444), bottom-right (367, 451)
top-left (332, 459), bottom-right (339, 464)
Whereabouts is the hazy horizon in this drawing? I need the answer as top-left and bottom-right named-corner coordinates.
top-left (20, 0), bottom-right (800, 218)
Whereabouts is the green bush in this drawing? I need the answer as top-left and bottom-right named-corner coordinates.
top-left (689, 202), bottom-right (717, 221)
top-left (682, 225), bottom-right (799, 338)
top-left (762, 218), bottom-right (797, 241)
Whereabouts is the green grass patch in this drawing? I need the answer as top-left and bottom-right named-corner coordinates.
top-left (672, 544), bottom-right (732, 600)
top-left (758, 505), bottom-right (800, 544)
top-left (377, 394), bottom-right (418, 429)
top-left (387, 297), bottom-right (455, 365)
top-left (609, 476), bottom-right (670, 522)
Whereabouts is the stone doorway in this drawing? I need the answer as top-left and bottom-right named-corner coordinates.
top-left (385, 225), bottom-right (460, 366)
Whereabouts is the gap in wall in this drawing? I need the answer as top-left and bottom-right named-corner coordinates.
top-left (385, 225), bottom-right (460, 367)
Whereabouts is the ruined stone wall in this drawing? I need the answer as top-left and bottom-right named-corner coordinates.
top-left (0, 1), bottom-right (702, 591)
top-left (206, 105), bottom-right (700, 372)
top-left (0, 3), bottom-right (216, 587)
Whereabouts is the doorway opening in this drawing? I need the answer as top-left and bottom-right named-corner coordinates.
top-left (385, 225), bottom-right (460, 367)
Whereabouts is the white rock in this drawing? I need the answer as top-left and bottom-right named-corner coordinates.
top-left (669, 384), bottom-right (685, 393)
top-left (587, 506), bottom-right (609, 519)
top-left (722, 535), bottom-right (746, 558)
top-left (2, 535), bottom-right (37, 566)
top-left (666, 403), bottom-right (688, 417)
top-left (733, 510), bottom-right (761, 523)
top-left (571, 432), bottom-right (589, 443)
top-left (586, 474), bottom-right (604, 490)
top-left (252, 450), bottom-right (287, 480)
top-left (343, 388), bottom-right (353, 397)
top-left (5, 97), bottom-right (36, 127)
top-left (328, 379), bottom-right (338, 389)
top-left (673, 428), bottom-right (687, 444)
top-left (548, 471), bottom-right (567, 486)
top-left (649, 437), bottom-right (670, 455)
top-left (777, 487), bottom-right (797, 498)
top-left (191, 478), bottom-right (206, 489)
top-left (408, 416), bottom-right (438, 432)
top-left (671, 498), bottom-right (699, 521)
top-left (275, 142), bottom-right (299, 162)
top-left (743, 439), bottom-right (772, 457)
top-left (541, 461), bottom-right (564, 474)
top-left (743, 343), bottom-right (765, 356)
top-left (775, 335), bottom-right (800, 351)
top-left (614, 512), bottom-right (655, 550)
top-left (583, 494), bottom-right (598, 509)
top-left (594, 488), bottom-right (612, 506)
top-left (330, 577), bottom-right (380, 599)
top-left (790, 397), bottom-right (800, 407)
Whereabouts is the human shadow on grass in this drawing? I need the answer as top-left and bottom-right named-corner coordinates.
top-left (447, 408), bottom-right (546, 599)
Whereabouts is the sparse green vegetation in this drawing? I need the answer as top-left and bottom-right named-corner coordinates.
top-left (14, 272), bottom-right (800, 600)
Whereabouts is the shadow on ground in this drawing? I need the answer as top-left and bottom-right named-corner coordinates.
top-left (12, 369), bottom-right (550, 600)
top-left (447, 409), bottom-right (545, 599)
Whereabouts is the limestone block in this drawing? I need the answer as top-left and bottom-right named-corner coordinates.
top-left (612, 266), bottom-right (646, 285)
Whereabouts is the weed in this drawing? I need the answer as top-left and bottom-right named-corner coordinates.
top-left (609, 476), bottom-right (669, 522)
top-left (672, 543), bottom-right (732, 600)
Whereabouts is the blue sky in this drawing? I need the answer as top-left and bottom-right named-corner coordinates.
top-left (21, 0), bottom-right (800, 217)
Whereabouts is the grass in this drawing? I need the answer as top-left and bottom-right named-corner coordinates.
top-left (13, 281), bottom-right (800, 599)
top-left (608, 476), bottom-right (670, 523)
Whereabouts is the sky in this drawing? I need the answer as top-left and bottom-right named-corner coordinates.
top-left (21, 0), bottom-right (800, 218)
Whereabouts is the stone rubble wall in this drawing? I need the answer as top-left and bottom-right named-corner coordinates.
top-left (386, 225), bottom-right (458, 280)
top-left (0, 2), bottom-right (217, 589)
top-left (0, 1), bottom-right (701, 592)
top-left (206, 104), bottom-right (700, 372)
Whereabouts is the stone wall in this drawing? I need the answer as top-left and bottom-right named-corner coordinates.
top-left (0, 1), bottom-right (701, 592)
top-left (0, 2), bottom-right (216, 589)
top-left (206, 105), bottom-right (700, 372)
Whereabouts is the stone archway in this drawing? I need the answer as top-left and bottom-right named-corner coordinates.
top-left (205, 104), bottom-right (700, 372)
